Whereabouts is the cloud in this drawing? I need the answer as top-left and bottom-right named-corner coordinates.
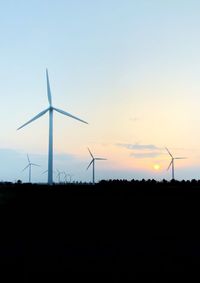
top-left (130, 152), bottom-right (162, 159)
top-left (129, 117), bottom-right (140, 122)
top-left (117, 143), bottom-right (163, 159)
top-left (117, 143), bottom-right (161, 151)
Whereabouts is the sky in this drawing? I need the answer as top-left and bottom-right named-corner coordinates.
top-left (0, 0), bottom-right (200, 183)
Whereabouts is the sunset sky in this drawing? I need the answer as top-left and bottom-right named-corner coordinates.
top-left (0, 0), bottom-right (200, 183)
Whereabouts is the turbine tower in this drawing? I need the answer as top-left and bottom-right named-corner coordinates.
top-left (18, 69), bottom-right (88, 185)
top-left (87, 148), bottom-right (106, 185)
top-left (22, 154), bottom-right (40, 183)
top-left (165, 147), bottom-right (186, 180)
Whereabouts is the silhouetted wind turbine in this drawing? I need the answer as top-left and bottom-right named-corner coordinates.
top-left (56, 169), bottom-right (63, 183)
top-left (166, 147), bottom-right (187, 180)
top-left (18, 69), bottom-right (88, 185)
top-left (87, 148), bottom-right (106, 185)
top-left (63, 172), bottom-right (73, 183)
top-left (67, 173), bottom-right (73, 183)
top-left (22, 154), bottom-right (40, 183)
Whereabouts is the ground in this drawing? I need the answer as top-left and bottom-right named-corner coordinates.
top-left (0, 180), bottom-right (200, 282)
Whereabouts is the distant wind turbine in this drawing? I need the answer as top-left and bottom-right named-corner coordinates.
top-left (67, 173), bottom-right (73, 183)
top-left (18, 69), bottom-right (88, 185)
top-left (63, 172), bottom-right (73, 183)
top-left (165, 147), bottom-right (187, 180)
top-left (22, 154), bottom-right (40, 183)
top-left (56, 169), bottom-right (63, 183)
top-left (87, 148), bottom-right (106, 185)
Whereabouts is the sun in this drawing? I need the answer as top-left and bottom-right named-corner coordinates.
top-left (153, 164), bottom-right (161, 171)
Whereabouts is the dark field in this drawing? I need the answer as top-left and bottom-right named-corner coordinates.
top-left (1, 180), bottom-right (200, 282)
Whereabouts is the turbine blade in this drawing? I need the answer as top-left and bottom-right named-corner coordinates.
top-left (27, 154), bottom-right (30, 164)
top-left (86, 160), bottom-right (93, 170)
top-left (22, 164), bottom-right (29, 172)
top-left (167, 160), bottom-right (173, 171)
top-left (165, 147), bottom-right (173, 158)
top-left (17, 108), bottom-right (49, 130)
top-left (95, 158), bottom-right (107, 160)
top-left (53, 107), bottom-right (88, 124)
top-left (174, 157), bottom-right (187, 160)
top-left (42, 170), bottom-right (48, 174)
top-left (31, 163), bottom-right (40, 167)
top-left (46, 69), bottom-right (52, 106)
top-left (88, 148), bottom-right (94, 159)
top-left (56, 169), bottom-right (61, 176)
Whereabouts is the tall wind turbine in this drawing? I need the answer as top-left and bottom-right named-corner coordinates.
top-left (22, 154), bottom-right (40, 183)
top-left (165, 147), bottom-right (186, 180)
top-left (87, 148), bottom-right (106, 185)
top-left (18, 70), bottom-right (88, 185)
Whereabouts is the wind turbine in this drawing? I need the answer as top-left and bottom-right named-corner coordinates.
top-left (62, 171), bottom-right (72, 183)
top-left (56, 169), bottom-right (63, 183)
top-left (63, 172), bottom-right (73, 183)
top-left (165, 147), bottom-right (187, 180)
top-left (86, 148), bottom-right (106, 185)
top-left (67, 173), bottom-right (73, 183)
top-left (18, 69), bottom-right (88, 185)
top-left (22, 154), bottom-right (40, 183)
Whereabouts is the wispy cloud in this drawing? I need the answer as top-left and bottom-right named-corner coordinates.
top-left (130, 152), bottom-right (162, 159)
top-left (129, 117), bottom-right (140, 123)
top-left (117, 143), bottom-right (163, 159)
top-left (117, 143), bottom-right (161, 151)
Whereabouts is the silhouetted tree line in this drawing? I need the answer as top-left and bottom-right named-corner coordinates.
top-left (1, 178), bottom-right (200, 186)
top-left (1, 178), bottom-right (200, 191)
top-left (0, 178), bottom-right (200, 280)
top-left (0, 179), bottom-right (200, 203)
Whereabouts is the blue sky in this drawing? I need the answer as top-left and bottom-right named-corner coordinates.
top-left (1, 1), bottom-right (200, 182)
